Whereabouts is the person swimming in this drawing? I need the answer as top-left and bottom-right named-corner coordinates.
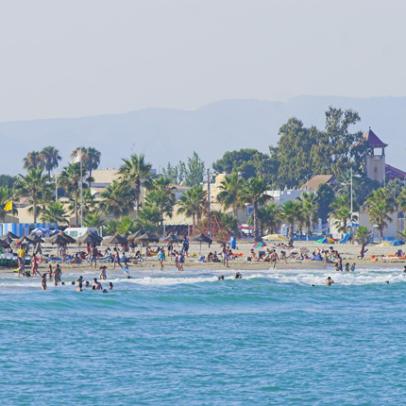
top-left (109, 282), bottom-right (113, 290)
top-left (218, 275), bottom-right (225, 281)
top-left (93, 278), bottom-right (102, 290)
top-left (235, 272), bottom-right (242, 279)
top-left (326, 276), bottom-right (334, 286)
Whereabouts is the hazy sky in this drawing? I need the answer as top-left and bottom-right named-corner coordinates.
top-left (1, 0), bottom-right (406, 121)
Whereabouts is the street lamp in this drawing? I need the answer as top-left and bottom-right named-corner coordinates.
top-left (72, 151), bottom-right (84, 227)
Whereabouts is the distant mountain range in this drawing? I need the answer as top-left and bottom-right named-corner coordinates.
top-left (0, 96), bottom-right (405, 175)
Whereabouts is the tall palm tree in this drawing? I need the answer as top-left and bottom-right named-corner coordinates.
top-left (84, 212), bottom-right (104, 228)
top-left (298, 191), bottom-right (318, 235)
top-left (144, 177), bottom-right (176, 232)
top-left (23, 151), bottom-right (44, 171)
top-left (177, 185), bottom-right (207, 227)
top-left (281, 200), bottom-right (301, 245)
top-left (258, 202), bottom-right (282, 235)
top-left (17, 168), bottom-right (49, 223)
top-left (119, 154), bottom-right (152, 215)
top-left (366, 188), bottom-right (393, 239)
top-left (40, 201), bottom-right (69, 225)
top-left (217, 171), bottom-right (245, 217)
top-left (241, 177), bottom-right (269, 240)
top-left (331, 194), bottom-right (353, 237)
top-left (40, 146), bottom-right (61, 179)
top-left (100, 180), bottom-right (134, 218)
top-left (354, 226), bottom-right (371, 258)
top-left (59, 164), bottom-right (82, 225)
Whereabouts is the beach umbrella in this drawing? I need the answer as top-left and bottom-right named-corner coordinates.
top-left (161, 233), bottom-right (180, 243)
top-left (127, 230), bottom-right (142, 242)
top-left (134, 232), bottom-right (160, 244)
top-left (104, 233), bottom-right (127, 246)
top-left (192, 233), bottom-right (213, 253)
top-left (48, 232), bottom-right (76, 245)
top-left (78, 231), bottom-right (103, 245)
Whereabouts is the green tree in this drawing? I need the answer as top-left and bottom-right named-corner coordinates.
top-left (59, 163), bottom-right (84, 225)
top-left (217, 171), bottom-right (245, 217)
top-left (316, 183), bottom-right (335, 224)
top-left (119, 154), bottom-right (152, 215)
top-left (257, 202), bottom-right (281, 235)
top-left (365, 188), bottom-right (393, 239)
top-left (40, 146), bottom-right (61, 179)
top-left (299, 192), bottom-right (318, 235)
top-left (40, 201), bottom-right (69, 225)
top-left (397, 187), bottom-right (406, 212)
top-left (144, 177), bottom-right (176, 231)
top-left (331, 194), bottom-right (353, 237)
top-left (100, 180), bottom-right (134, 218)
top-left (273, 118), bottom-right (318, 188)
top-left (177, 185), bottom-right (207, 227)
top-left (354, 226), bottom-right (371, 258)
top-left (23, 151), bottom-right (44, 171)
top-left (213, 148), bottom-right (277, 180)
top-left (241, 177), bottom-right (269, 240)
top-left (84, 212), bottom-right (104, 228)
top-left (280, 200), bottom-right (302, 245)
top-left (17, 168), bottom-right (50, 223)
top-left (184, 152), bottom-right (205, 187)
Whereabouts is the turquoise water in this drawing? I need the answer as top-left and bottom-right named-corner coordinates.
top-left (1, 268), bottom-right (406, 405)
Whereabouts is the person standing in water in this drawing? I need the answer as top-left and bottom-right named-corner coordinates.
top-left (326, 276), bottom-right (334, 286)
top-left (54, 264), bottom-right (62, 286)
top-left (41, 273), bottom-right (47, 290)
top-left (99, 266), bottom-right (107, 280)
top-left (31, 254), bottom-right (41, 277)
top-left (158, 248), bottom-right (165, 270)
top-left (17, 245), bottom-right (26, 277)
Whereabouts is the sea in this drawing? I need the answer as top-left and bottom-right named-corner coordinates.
top-left (1, 267), bottom-right (406, 405)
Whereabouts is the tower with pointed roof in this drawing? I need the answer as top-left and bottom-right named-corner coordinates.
top-left (364, 128), bottom-right (387, 184)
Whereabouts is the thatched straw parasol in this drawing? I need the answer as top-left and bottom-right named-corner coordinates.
top-left (78, 231), bottom-right (103, 246)
top-left (104, 233), bottom-right (127, 246)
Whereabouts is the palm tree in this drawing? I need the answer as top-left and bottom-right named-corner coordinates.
top-left (17, 168), bottom-right (49, 223)
top-left (119, 154), bottom-right (152, 215)
top-left (241, 177), bottom-right (269, 240)
top-left (354, 226), bottom-right (371, 258)
top-left (398, 187), bottom-right (406, 213)
top-left (299, 192), bottom-right (318, 235)
top-left (0, 187), bottom-right (18, 221)
top-left (100, 180), bottom-right (134, 218)
top-left (144, 177), bottom-right (176, 233)
top-left (258, 202), bottom-right (282, 235)
top-left (59, 164), bottom-right (83, 225)
top-left (84, 212), bottom-right (104, 228)
top-left (217, 171), bottom-right (245, 217)
top-left (40, 146), bottom-right (61, 179)
top-left (177, 185), bottom-right (207, 227)
top-left (23, 151), bottom-right (44, 170)
top-left (281, 200), bottom-right (301, 246)
top-left (366, 188), bottom-right (393, 239)
top-left (40, 201), bottom-right (69, 225)
top-left (331, 194), bottom-right (353, 237)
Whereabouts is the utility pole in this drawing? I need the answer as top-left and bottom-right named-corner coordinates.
top-left (207, 168), bottom-right (211, 237)
top-left (80, 159), bottom-right (83, 228)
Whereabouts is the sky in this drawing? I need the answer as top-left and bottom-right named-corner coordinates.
top-left (1, 0), bottom-right (406, 121)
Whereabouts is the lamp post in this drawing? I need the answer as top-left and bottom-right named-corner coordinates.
top-left (72, 150), bottom-right (84, 228)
